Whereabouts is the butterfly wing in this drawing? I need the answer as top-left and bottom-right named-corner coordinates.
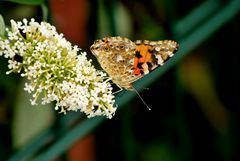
top-left (90, 37), bottom-right (179, 90)
top-left (133, 40), bottom-right (179, 76)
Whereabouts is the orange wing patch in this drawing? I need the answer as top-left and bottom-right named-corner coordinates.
top-left (133, 44), bottom-right (153, 76)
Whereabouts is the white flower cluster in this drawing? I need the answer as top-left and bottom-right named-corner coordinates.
top-left (0, 19), bottom-right (116, 118)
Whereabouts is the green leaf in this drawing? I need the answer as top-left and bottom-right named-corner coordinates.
top-left (1, 0), bottom-right (45, 5)
top-left (0, 14), bottom-right (5, 36)
top-left (41, 4), bottom-right (48, 21)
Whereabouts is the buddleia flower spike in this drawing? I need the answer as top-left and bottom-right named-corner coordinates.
top-left (0, 19), bottom-right (116, 118)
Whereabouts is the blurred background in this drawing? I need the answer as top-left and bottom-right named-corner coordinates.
top-left (0, 0), bottom-right (239, 161)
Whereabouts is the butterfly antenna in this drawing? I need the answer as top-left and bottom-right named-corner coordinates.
top-left (132, 86), bottom-right (151, 111)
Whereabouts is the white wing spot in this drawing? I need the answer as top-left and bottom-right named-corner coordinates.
top-left (155, 46), bottom-right (161, 52)
top-left (142, 63), bottom-right (149, 74)
top-left (167, 51), bottom-right (174, 57)
top-left (116, 55), bottom-right (124, 62)
top-left (150, 41), bottom-right (157, 45)
top-left (156, 55), bottom-right (164, 65)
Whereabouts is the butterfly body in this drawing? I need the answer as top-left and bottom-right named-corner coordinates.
top-left (90, 36), bottom-right (179, 90)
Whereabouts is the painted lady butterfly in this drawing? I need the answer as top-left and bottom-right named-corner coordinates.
top-left (90, 36), bottom-right (179, 90)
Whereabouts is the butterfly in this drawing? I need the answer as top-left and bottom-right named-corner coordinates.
top-left (90, 36), bottom-right (179, 90)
